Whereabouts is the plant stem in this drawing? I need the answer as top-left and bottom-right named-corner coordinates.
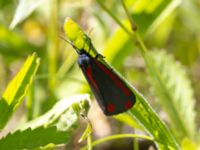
top-left (87, 135), bottom-right (92, 150)
top-left (81, 134), bottom-right (153, 150)
top-left (47, 0), bottom-right (58, 91)
top-left (96, 0), bottom-right (132, 37)
top-left (96, 0), bottom-right (146, 56)
top-left (120, 0), bottom-right (137, 31)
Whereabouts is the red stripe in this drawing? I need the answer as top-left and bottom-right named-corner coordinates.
top-left (84, 65), bottom-right (99, 91)
top-left (95, 60), bottom-right (131, 96)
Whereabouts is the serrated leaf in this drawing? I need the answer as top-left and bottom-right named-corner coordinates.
top-left (3, 53), bottom-right (40, 107)
top-left (0, 94), bottom-right (91, 149)
top-left (20, 94), bottom-right (90, 130)
top-left (0, 53), bottom-right (40, 130)
top-left (149, 50), bottom-right (196, 140)
top-left (0, 126), bottom-right (69, 149)
top-left (10, 0), bottom-right (48, 29)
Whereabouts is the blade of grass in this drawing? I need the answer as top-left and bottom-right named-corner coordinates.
top-left (47, 0), bottom-right (59, 92)
top-left (0, 53), bottom-right (40, 130)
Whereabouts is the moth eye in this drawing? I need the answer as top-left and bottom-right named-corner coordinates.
top-left (107, 103), bottom-right (115, 113)
top-left (125, 100), bottom-right (133, 110)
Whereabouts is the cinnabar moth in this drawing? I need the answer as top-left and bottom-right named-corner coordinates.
top-left (69, 41), bottom-right (136, 115)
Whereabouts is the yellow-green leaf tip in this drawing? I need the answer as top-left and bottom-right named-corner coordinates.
top-left (64, 17), bottom-right (81, 41)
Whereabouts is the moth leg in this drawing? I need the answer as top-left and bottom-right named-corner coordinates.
top-left (95, 53), bottom-right (105, 59)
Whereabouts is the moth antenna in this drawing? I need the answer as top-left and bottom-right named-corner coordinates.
top-left (87, 27), bottom-right (93, 36)
top-left (59, 35), bottom-right (80, 53)
top-left (58, 35), bottom-right (72, 45)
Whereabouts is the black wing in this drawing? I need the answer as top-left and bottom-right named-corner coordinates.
top-left (78, 53), bottom-right (136, 115)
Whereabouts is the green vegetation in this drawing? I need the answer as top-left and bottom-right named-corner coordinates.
top-left (0, 0), bottom-right (199, 149)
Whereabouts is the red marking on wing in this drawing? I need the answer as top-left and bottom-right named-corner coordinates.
top-left (84, 65), bottom-right (99, 91)
top-left (107, 103), bottom-right (115, 113)
top-left (95, 60), bottom-right (131, 96)
top-left (125, 100), bottom-right (133, 110)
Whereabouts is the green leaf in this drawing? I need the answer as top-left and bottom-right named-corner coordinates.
top-left (20, 94), bottom-right (90, 130)
top-left (63, 17), bottom-right (180, 150)
top-left (114, 113), bottom-right (142, 130)
top-left (128, 94), bottom-right (179, 149)
top-left (0, 126), bottom-right (69, 150)
top-left (0, 53), bottom-right (40, 130)
top-left (0, 94), bottom-right (91, 149)
top-left (10, 0), bottom-right (48, 29)
top-left (149, 50), bottom-right (196, 140)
